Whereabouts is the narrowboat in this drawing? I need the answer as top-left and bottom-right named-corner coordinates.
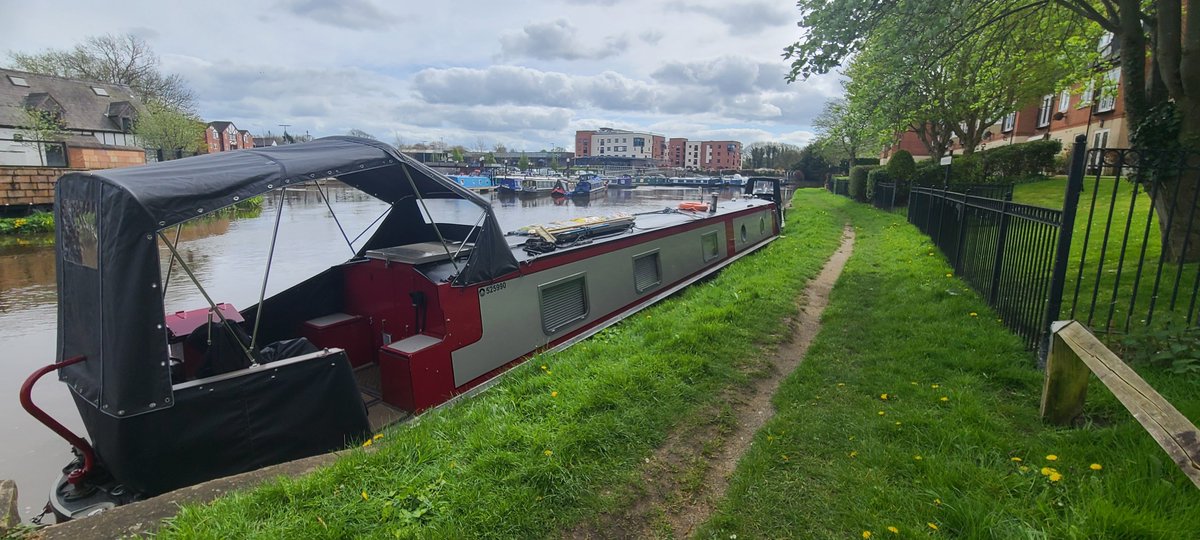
top-left (606, 174), bottom-right (634, 189)
top-left (21, 137), bottom-right (783, 520)
top-left (550, 178), bottom-right (575, 198)
top-left (448, 174), bottom-right (492, 191)
top-left (568, 174), bottom-right (607, 198)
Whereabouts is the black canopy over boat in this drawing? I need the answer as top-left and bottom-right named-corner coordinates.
top-left (26, 137), bottom-right (519, 517)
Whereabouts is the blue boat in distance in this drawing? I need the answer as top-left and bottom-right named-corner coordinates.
top-left (569, 174), bottom-right (607, 197)
top-left (448, 175), bottom-right (492, 190)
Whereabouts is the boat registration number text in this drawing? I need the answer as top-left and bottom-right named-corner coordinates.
top-left (478, 282), bottom-right (507, 297)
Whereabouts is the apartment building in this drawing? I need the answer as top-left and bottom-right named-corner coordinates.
top-left (577, 128), bottom-right (739, 171)
top-left (881, 33), bottom-right (1127, 162)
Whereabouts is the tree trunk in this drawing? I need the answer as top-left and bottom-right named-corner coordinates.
top-left (1154, 101), bottom-right (1200, 263)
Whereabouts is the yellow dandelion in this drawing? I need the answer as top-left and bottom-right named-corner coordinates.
top-left (880, 393), bottom-right (889, 400)
top-left (781, 454), bottom-right (790, 461)
top-left (1090, 463), bottom-right (1103, 471)
top-left (837, 382), bottom-right (846, 387)
top-left (1048, 472), bottom-right (1063, 482)
top-left (931, 384), bottom-right (940, 389)
top-left (1019, 466), bottom-right (1029, 472)
top-left (928, 522), bottom-right (939, 531)
top-left (1010, 457), bottom-right (1022, 462)
top-left (878, 411), bottom-right (886, 416)
top-left (1040, 467), bottom-right (1051, 475)
top-left (543, 449), bottom-right (553, 457)
top-left (946, 273), bottom-right (952, 277)
top-left (939, 396), bottom-right (949, 402)
top-left (850, 450), bottom-right (859, 458)
top-left (934, 498), bottom-right (942, 505)
top-left (863, 531), bottom-right (872, 539)
top-left (910, 381), bottom-right (918, 385)
top-left (540, 365), bottom-right (547, 370)
top-left (373, 433), bottom-right (383, 440)
top-left (969, 312), bottom-right (978, 317)
top-left (887, 526), bottom-right (899, 534)
top-left (895, 421), bottom-right (902, 425)
top-left (361, 489), bottom-right (369, 501)
top-left (1045, 454), bottom-right (1058, 461)
top-left (362, 439), bottom-right (373, 447)
top-left (551, 391), bottom-right (559, 398)
top-left (547, 370), bottom-right (552, 375)
top-left (913, 455), bottom-right (923, 460)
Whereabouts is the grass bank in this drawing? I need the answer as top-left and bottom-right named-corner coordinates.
top-left (158, 191), bottom-right (848, 538)
top-left (698, 196), bottom-right (1200, 539)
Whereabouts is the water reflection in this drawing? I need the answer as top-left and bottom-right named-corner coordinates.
top-left (0, 181), bottom-right (781, 520)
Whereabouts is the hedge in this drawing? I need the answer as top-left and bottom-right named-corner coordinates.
top-left (866, 168), bottom-right (892, 200)
top-left (848, 165), bottom-right (876, 201)
top-left (885, 150), bottom-right (916, 182)
top-left (909, 139), bottom-right (1064, 186)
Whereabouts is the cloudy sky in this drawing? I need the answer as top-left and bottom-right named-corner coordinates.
top-left (0, 0), bottom-right (842, 151)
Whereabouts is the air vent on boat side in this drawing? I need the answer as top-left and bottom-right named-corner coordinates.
top-left (539, 273), bottom-right (589, 334)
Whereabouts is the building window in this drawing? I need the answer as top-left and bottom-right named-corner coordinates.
top-left (1037, 95), bottom-right (1053, 127)
top-left (1001, 113), bottom-right (1016, 132)
top-left (1079, 81), bottom-right (1095, 108)
top-left (1058, 89), bottom-right (1071, 113)
top-left (91, 86), bottom-right (109, 96)
top-left (1096, 68), bottom-right (1119, 112)
top-left (8, 75), bottom-right (28, 87)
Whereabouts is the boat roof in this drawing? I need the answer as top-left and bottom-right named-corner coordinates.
top-left (54, 136), bottom-right (519, 418)
top-left (419, 196), bottom-right (776, 281)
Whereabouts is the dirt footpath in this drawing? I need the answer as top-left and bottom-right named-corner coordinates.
top-left (569, 225), bottom-right (856, 539)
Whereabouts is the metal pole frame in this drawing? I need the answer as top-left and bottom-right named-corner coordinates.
top-left (1038, 134), bottom-right (1088, 366)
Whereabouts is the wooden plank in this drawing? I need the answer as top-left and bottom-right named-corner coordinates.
top-left (1051, 320), bottom-right (1200, 489)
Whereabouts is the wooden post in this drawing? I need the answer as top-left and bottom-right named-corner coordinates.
top-left (1040, 320), bottom-right (1200, 489)
top-left (1040, 321), bottom-right (1090, 425)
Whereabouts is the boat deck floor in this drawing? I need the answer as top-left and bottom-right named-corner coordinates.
top-left (353, 363), bottom-right (410, 431)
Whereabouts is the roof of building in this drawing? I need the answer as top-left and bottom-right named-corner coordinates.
top-left (0, 68), bottom-right (141, 132)
top-left (207, 121), bottom-right (235, 132)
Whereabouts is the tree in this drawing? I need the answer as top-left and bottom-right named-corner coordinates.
top-left (347, 129), bottom-right (377, 140)
top-left (794, 143), bottom-right (835, 182)
top-left (550, 155), bottom-right (560, 169)
top-left (9, 33), bottom-right (195, 112)
top-left (517, 153), bottom-right (530, 171)
top-left (813, 98), bottom-right (875, 168)
top-left (134, 100), bottom-right (205, 159)
top-left (19, 107), bottom-right (66, 166)
top-left (482, 152), bottom-right (496, 165)
top-left (493, 143), bottom-right (508, 153)
top-left (785, 0), bottom-right (1200, 260)
top-left (451, 147), bottom-right (465, 163)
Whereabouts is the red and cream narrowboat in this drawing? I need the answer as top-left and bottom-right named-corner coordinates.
top-left (21, 137), bottom-right (783, 519)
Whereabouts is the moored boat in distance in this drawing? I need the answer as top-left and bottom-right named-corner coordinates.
top-left (606, 174), bottom-right (634, 189)
top-left (22, 137), bottom-right (783, 520)
top-left (569, 174), bottom-right (607, 197)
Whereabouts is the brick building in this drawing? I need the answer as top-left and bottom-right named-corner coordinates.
top-left (0, 68), bottom-right (145, 169)
top-left (576, 127), bottom-right (740, 171)
top-left (205, 121), bottom-right (255, 153)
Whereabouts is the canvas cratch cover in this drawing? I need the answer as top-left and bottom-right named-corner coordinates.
top-left (54, 136), bottom-right (517, 420)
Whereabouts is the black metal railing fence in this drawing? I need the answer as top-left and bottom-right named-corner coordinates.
top-left (908, 185), bottom-right (1065, 349)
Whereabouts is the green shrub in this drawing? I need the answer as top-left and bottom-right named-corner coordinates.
top-left (885, 150), bottom-right (916, 182)
top-left (866, 168), bottom-right (892, 199)
top-left (912, 160), bottom-right (944, 186)
top-left (852, 157), bottom-right (881, 167)
top-left (981, 139), bottom-right (1062, 183)
top-left (0, 211), bottom-right (54, 235)
top-left (952, 153), bottom-right (986, 184)
top-left (848, 165), bottom-right (876, 201)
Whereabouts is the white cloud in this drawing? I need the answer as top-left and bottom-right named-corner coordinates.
top-left (498, 19), bottom-right (629, 61)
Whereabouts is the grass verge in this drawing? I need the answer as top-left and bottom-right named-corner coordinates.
top-left (157, 190), bottom-right (848, 539)
top-left (697, 197), bottom-right (1200, 539)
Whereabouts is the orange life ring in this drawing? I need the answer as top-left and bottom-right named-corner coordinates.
top-left (678, 201), bottom-right (709, 212)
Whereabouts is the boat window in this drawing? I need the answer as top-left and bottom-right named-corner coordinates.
top-left (417, 198), bottom-right (487, 226)
top-left (59, 197), bottom-right (100, 269)
top-left (539, 273), bottom-right (588, 334)
top-left (633, 250), bottom-right (662, 293)
top-left (701, 231), bottom-right (719, 262)
top-left (740, 224), bottom-right (748, 243)
top-left (760, 216), bottom-right (767, 235)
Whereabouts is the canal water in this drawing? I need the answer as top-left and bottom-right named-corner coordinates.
top-left (0, 183), bottom-right (766, 520)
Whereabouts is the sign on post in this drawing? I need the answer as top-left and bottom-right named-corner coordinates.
top-left (939, 156), bottom-right (953, 166)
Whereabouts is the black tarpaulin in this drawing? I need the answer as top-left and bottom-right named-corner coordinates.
top-left (54, 136), bottom-right (518, 418)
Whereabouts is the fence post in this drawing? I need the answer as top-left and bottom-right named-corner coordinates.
top-left (989, 198), bottom-right (1010, 304)
top-left (954, 194), bottom-right (969, 272)
top-left (1037, 134), bottom-right (1087, 366)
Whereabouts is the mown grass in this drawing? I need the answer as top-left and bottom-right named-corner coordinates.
top-left (156, 191), bottom-right (848, 539)
top-left (1013, 176), bottom-right (1200, 336)
top-left (698, 196), bottom-right (1200, 539)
